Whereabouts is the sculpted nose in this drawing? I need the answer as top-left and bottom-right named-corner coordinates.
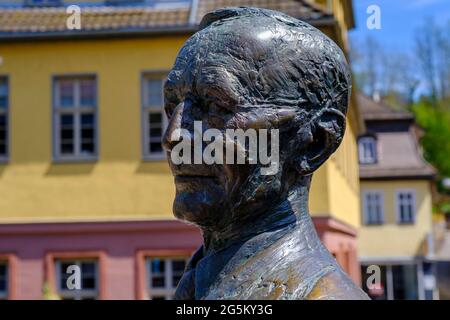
top-left (162, 102), bottom-right (185, 152)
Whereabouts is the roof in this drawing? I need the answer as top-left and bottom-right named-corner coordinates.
top-left (359, 131), bottom-right (436, 180)
top-left (357, 93), bottom-right (414, 121)
top-left (358, 93), bottom-right (436, 180)
top-left (0, 0), bottom-right (334, 40)
top-left (194, 0), bottom-right (332, 24)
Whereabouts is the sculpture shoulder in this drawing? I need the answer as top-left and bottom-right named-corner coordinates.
top-left (242, 245), bottom-right (370, 300)
top-left (197, 234), bottom-right (370, 300)
top-left (305, 269), bottom-right (370, 300)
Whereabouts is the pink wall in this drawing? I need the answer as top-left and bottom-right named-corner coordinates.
top-left (0, 217), bottom-right (360, 299)
top-left (0, 220), bottom-right (202, 299)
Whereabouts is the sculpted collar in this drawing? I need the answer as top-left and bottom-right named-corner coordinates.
top-left (175, 220), bottom-right (337, 300)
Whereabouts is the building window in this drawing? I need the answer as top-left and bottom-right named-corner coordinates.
top-left (396, 190), bottom-right (416, 224)
top-left (142, 75), bottom-right (167, 159)
top-left (0, 262), bottom-right (7, 300)
top-left (147, 257), bottom-right (187, 299)
top-left (55, 259), bottom-right (98, 300)
top-left (53, 76), bottom-right (97, 161)
top-left (358, 136), bottom-right (377, 164)
top-left (363, 191), bottom-right (384, 225)
top-left (0, 77), bottom-right (8, 160)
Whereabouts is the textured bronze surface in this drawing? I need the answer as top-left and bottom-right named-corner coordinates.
top-left (162, 7), bottom-right (369, 300)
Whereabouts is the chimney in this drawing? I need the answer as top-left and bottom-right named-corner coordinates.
top-left (372, 91), bottom-right (381, 103)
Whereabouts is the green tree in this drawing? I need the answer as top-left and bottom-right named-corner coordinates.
top-left (413, 99), bottom-right (450, 180)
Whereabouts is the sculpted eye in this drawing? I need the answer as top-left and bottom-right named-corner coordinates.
top-left (208, 102), bottom-right (221, 114)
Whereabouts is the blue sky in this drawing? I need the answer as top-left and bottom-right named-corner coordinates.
top-left (350, 0), bottom-right (450, 52)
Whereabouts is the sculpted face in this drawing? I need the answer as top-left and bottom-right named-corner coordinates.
top-left (162, 11), bottom-right (350, 231)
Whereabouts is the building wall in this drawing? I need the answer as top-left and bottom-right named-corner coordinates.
top-left (310, 0), bottom-right (361, 229)
top-left (0, 35), bottom-right (361, 229)
top-left (0, 3), bottom-right (364, 298)
top-left (0, 37), bottom-right (185, 222)
top-left (0, 220), bottom-right (201, 300)
top-left (0, 218), bottom-right (359, 300)
top-left (310, 101), bottom-right (361, 229)
top-left (358, 180), bottom-right (433, 258)
top-left (328, 117), bottom-right (360, 227)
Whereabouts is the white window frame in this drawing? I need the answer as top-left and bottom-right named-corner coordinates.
top-left (55, 259), bottom-right (99, 300)
top-left (0, 261), bottom-right (7, 300)
top-left (396, 189), bottom-right (416, 224)
top-left (146, 256), bottom-right (187, 300)
top-left (362, 190), bottom-right (385, 225)
top-left (142, 73), bottom-right (168, 160)
top-left (53, 75), bottom-right (98, 162)
top-left (0, 76), bottom-right (9, 162)
top-left (359, 136), bottom-right (377, 164)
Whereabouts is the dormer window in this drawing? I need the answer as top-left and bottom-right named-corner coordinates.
top-left (359, 136), bottom-right (377, 164)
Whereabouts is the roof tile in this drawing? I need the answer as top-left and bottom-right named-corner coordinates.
top-left (195, 0), bottom-right (332, 24)
top-left (0, 0), bottom-right (332, 36)
top-left (357, 93), bottom-right (414, 121)
top-left (0, 6), bottom-right (191, 34)
top-left (358, 93), bottom-right (436, 179)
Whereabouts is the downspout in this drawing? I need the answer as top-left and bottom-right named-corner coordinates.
top-left (189, 0), bottom-right (199, 26)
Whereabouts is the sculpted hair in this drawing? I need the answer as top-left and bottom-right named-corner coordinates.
top-left (198, 7), bottom-right (352, 120)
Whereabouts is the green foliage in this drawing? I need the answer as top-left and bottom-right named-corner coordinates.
top-left (42, 282), bottom-right (61, 300)
top-left (441, 202), bottom-right (450, 216)
top-left (413, 99), bottom-right (450, 179)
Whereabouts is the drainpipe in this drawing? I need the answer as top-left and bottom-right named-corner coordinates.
top-left (427, 232), bottom-right (435, 259)
top-left (386, 265), bottom-right (394, 300)
top-left (417, 261), bottom-right (425, 300)
top-left (372, 91), bottom-right (381, 103)
top-left (189, 0), bottom-right (199, 26)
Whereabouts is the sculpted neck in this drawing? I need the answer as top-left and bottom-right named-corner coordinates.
top-left (201, 175), bottom-right (322, 255)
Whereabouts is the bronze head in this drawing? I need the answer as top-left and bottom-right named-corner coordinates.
top-left (163, 7), bottom-right (350, 236)
top-left (162, 7), bottom-right (368, 300)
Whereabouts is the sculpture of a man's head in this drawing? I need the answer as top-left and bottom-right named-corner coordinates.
top-left (163, 7), bottom-right (351, 232)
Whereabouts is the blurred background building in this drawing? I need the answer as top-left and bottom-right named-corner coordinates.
top-left (0, 0), bottom-right (363, 300)
top-left (356, 93), bottom-right (438, 300)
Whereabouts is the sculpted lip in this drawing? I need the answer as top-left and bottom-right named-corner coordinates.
top-left (169, 163), bottom-right (218, 179)
top-left (175, 175), bottom-right (215, 178)
top-left (174, 175), bottom-right (217, 189)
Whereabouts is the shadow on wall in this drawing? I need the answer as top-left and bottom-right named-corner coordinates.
top-left (135, 161), bottom-right (171, 175)
top-left (45, 163), bottom-right (96, 176)
top-left (0, 164), bottom-right (6, 177)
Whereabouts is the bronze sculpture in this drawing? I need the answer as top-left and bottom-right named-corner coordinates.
top-left (162, 7), bottom-right (369, 300)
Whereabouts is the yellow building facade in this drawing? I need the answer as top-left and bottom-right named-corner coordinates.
top-left (359, 180), bottom-right (433, 257)
top-left (356, 93), bottom-right (437, 300)
top-left (0, 0), bottom-right (362, 299)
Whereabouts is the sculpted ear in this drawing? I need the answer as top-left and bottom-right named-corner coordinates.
top-left (295, 109), bottom-right (346, 175)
